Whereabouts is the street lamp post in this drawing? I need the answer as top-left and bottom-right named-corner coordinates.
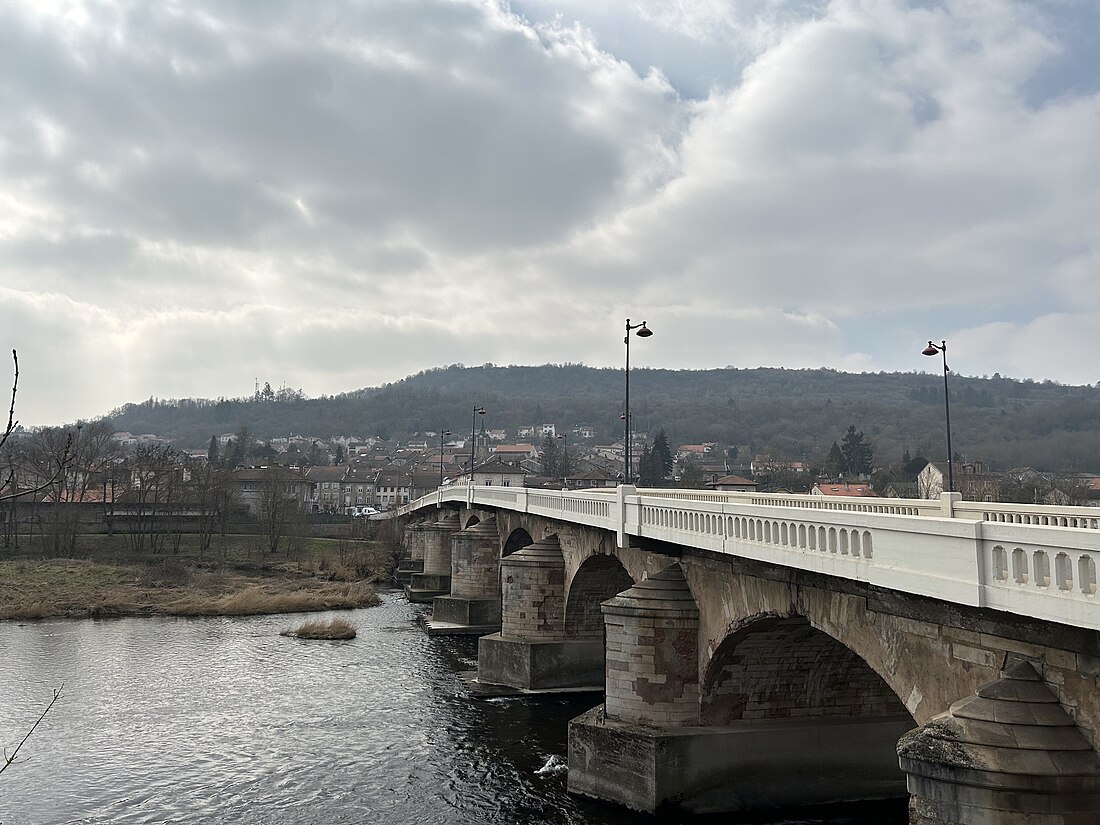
top-left (439, 430), bottom-right (452, 487)
top-left (557, 433), bottom-right (567, 484)
top-left (469, 406), bottom-right (486, 482)
top-left (922, 340), bottom-right (954, 493)
top-left (624, 319), bottom-right (653, 484)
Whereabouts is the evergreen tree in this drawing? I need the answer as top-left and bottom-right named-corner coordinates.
top-left (840, 425), bottom-right (873, 476)
top-left (540, 434), bottom-right (560, 477)
top-left (248, 442), bottom-right (278, 462)
top-left (651, 429), bottom-right (673, 480)
top-left (207, 435), bottom-right (219, 465)
top-left (825, 441), bottom-right (845, 478)
top-left (306, 441), bottom-right (327, 467)
top-left (334, 444), bottom-right (346, 465)
top-left (226, 425), bottom-right (251, 468)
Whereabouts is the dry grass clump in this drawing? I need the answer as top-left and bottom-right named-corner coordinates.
top-left (169, 581), bottom-right (380, 617)
top-left (297, 543), bottom-right (393, 582)
top-left (281, 617), bottom-right (357, 640)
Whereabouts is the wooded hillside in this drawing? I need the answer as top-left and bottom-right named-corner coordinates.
top-left (105, 364), bottom-right (1100, 473)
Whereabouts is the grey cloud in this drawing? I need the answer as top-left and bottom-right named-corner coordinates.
top-left (1, 2), bottom-right (674, 256)
top-left (0, 231), bottom-right (136, 271)
top-left (2, 0), bottom-right (1098, 425)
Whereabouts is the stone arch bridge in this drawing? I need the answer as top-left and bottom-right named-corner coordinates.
top-left (391, 484), bottom-right (1100, 824)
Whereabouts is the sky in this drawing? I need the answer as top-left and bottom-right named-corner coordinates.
top-left (2, 0), bottom-right (1099, 425)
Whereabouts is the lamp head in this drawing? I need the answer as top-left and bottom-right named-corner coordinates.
top-left (476, 407), bottom-right (486, 415)
top-left (922, 341), bottom-right (940, 357)
top-left (635, 322), bottom-right (653, 338)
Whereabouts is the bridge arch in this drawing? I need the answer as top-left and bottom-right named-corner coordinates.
top-left (564, 554), bottom-right (634, 639)
top-left (701, 614), bottom-right (914, 726)
top-left (463, 514), bottom-right (481, 529)
top-left (699, 614), bottom-right (916, 807)
top-left (501, 528), bottom-right (534, 557)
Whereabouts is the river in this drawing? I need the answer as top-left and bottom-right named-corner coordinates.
top-left (0, 590), bottom-right (906, 824)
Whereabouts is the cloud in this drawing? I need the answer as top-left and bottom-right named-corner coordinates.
top-left (0, 0), bottom-right (1098, 425)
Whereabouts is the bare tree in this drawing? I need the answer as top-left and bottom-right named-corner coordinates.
top-left (125, 444), bottom-right (184, 554)
top-left (0, 352), bottom-right (85, 553)
top-left (257, 466), bottom-right (308, 554)
top-left (17, 421), bottom-right (120, 556)
top-left (188, 458), bottom-right (234, 557)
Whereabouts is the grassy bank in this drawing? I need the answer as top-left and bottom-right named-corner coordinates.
top-left (0, 534), bottom-right (391, 621)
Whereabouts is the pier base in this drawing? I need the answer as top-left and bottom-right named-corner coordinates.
top-left (477, 634), bottom-right (604, 691)
top-left (427, 595), bottom-right (500, 635)
top-left (405, 573), bottom-right (450, 603)
top-left (568, 706), bottom-right (911, 814)
top-left (394, 558), bottom-right (424, 585)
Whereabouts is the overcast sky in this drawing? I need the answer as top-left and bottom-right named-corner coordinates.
top-left (3, 0), bottom-right (1098, 425)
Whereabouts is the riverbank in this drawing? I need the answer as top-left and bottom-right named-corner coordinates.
top-left (0, 534), bottom-right (389, 620)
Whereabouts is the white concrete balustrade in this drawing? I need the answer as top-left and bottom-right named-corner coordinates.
top-left (393, 485), bottom-right (1100, 631)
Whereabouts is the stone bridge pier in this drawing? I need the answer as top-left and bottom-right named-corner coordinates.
top-left (395, 521), bottom-right (427, 585)
top-left (431, 517), bottom-right (503, 633)
top-left (478, 534), bottom-right (606, 691)
top-left (470, 515), bottom-right (644, 690)
top-left (405, 511), bottom-right (460, 603)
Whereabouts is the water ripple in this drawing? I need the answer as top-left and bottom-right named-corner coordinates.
top-left (0, 591), bottom-right (904, 825)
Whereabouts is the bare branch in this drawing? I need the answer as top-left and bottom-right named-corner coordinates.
top-left (1, 349), bottom-right (17, 453)
top-left (0, 432), bottom-right (73, 505)
top-left (0, 683), bottom-right (64, 776)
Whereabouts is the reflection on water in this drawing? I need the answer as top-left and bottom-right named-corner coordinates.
top-left (0, 591), bottom-right (905, 825)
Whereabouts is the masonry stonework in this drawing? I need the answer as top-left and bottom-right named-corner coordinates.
top-left (499, 535), bottom-right (566, 640)
top-left (448, 518), bottom-right (501, 601)
top-left (429, 516), bottom-right (502, 630)
top-left (603, 563), bottom-right (700, 728)
top-left (404, 511), bottom-right (461, 602)
top-left (421, 512), bottom-right (460, 576)
top-left (412, 501), bottom-right (1100, 819)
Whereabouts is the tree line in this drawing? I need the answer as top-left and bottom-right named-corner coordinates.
top-left (87, 364), bottom-right (1100, 475)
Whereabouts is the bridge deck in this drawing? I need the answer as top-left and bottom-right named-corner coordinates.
top-left (394, 485), bottom-right (1100, 632)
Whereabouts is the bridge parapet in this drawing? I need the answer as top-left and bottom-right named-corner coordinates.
top-left (397, 484), bottom-right (1100, 529)
top-left (395, 484), bottom-right (1100, 631)
top-left (956, 499), bottom-right (1100, 529)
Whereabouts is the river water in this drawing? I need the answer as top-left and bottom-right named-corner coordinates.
top-left (0, 591), bottom-right (905, 825)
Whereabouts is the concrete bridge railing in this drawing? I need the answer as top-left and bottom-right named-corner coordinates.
top-left (392, 484), bottom-right (1100, 631)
